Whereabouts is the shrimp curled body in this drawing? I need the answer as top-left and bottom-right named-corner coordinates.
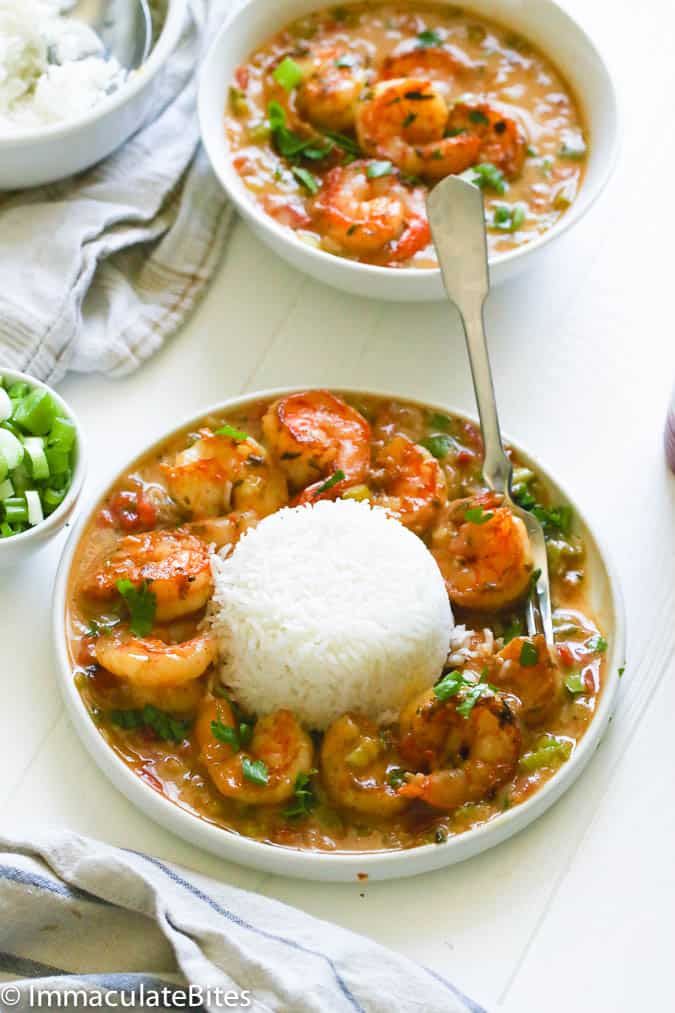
top-left (493, 634), bottom-right (561, 726)
top-left (262, 389), bottom-right (371, 502)
top-left (95, 629), bottom-right (217, 688)
top-left (312, 161), bottom-right (430, 261)
top-left (398, 687), bottom-right (521, 810)
top-left (196, 699), bottom-right (314, 806)
top-left (321, 713), bottom-right (410, 818)
top-left (295, 46), bottom-right (367, 132)
top-left (431, 493), bottom-right (534, 610)
top-left (372, 434), bottom-right (447, 533)
top-left (85, 528), bottom-right (213, 621)
top-left (355, 79), bottom-right (481, 180)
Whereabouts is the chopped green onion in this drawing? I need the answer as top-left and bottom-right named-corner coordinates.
top-left (421, 433), bottom-right (455, 459)
top-left (45, 447), bottom-right (69, 475)
top-left (7, 381), bottom-right (29, 399)
top-left (342, 484), bottom-right (371, 501)
top-left (519, 640), bottom-right (539, 667)
top-left (23, 436), bottom-right (50, 480)
top-left (4, 496), bottom-right (28, 524)
top-left (0, 429), bottom-right (23, 470)
top-left (292, 166), bottom-right (320, 194)
top-left (273, 56), bottom-right (305, 91)
top-left (491, 202), bottom-right (526, 232)
top-left (460, 161), bottom-right (508, 195)
top-left (12, 387), bottom-right (56, 436)
top-left (242, 756), bottom-right (269, 785)
top-left (366, 160), bottom-right (393, 179)
top-left (214, 423), bottom-right (250, 442)
top-left (565, 672), bottom-right (587, 695)
top-left (316, 469), bottom-right (345, 495)
top-left (0, 388), bottom-right (11, 422)
top-left (559, 136), bottom-right (587, 160)
top-left (228, 86), bottom-right (249, 117)
top-left (48, 416), bottom-right (76, 452)
top-left (0, 478), bottom-right (13, 501)
top-left (25, 489), bottom-right (43, 527)
top-left (588, 635), bottom-right (608, 653)
top-left (42, 486), bottom-right (66, 514)
top-left (519, 734), bottom-right (572, 772)
top-left (464, 505), bottom-right (494, 525)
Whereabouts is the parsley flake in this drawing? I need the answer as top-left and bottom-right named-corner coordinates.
top-left (464, 505), bottom-right (494, 525)
top-left (519, 641), bottom-right (539, 667)
top-left (242, 757), bottom-right (269, 786)
top-left (283, 770), bottom-right (318, 818)
top-left (215, 423), bottom-right (250, 441)
top-left (116, 579), bottom-right (156, 637)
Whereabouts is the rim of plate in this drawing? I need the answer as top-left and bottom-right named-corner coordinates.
top-left (0, 368), bottom-right (87, 550)
top-left (0, 0), bottom-right (188, 148)
top-left (198, 0), bottom-right (622, 282)
top-left (52, 387), bottom-right (625, 881)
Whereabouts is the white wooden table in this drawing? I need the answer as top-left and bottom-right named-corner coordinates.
top-left (2, 1), bottom-right (675, 1008)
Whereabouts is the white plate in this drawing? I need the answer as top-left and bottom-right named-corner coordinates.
top-left (199, 0), bottom-right (620, 300)
top-left (52, 388), bottom-right (625, 881)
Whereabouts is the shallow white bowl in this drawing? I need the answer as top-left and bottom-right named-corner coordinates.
top-left (200, 0), bottom-right (620, 301)
top-left (0, 0), bottom-right (187, 190)
top-left (53, 387), bottom-right (624, 881)
top-left (0, 369), bottom-right (86, 569)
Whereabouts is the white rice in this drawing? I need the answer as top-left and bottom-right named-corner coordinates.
top-left (0, 0), bottom-right (125, 133)
top-left (208, 500), bottom-right (454, 730)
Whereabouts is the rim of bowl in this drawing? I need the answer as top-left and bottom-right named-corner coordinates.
top-left (0, 0), bottom-right (188, 148)
top-left (52, 386), bottom-right (626, 880)
top-left (198, 0), bottom-right (622, 284)
top-left (0, 368), bottom-right (87, 550)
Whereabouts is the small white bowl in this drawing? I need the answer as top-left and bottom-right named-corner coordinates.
top-left (53, 387), bottom-right (625, 882)
top-left (0, 369), bottom-right (86, 569)
top-left (200, 0), bottom-right (620, 301)
top-left (0, 0), bottom-right (187, 191)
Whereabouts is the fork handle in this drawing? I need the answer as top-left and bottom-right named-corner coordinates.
top-left (460, 300), bottom-right (513, 495)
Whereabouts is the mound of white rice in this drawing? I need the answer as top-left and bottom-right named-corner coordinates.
top-left (0, 0), bottom-right (125, 133)
top-left (209, 500), bottom-right (453, 730)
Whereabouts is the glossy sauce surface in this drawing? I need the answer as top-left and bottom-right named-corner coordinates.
top-left (225, 3), bottom-right (587, 267)
top-left (67, 394), bottom-right (607, 853)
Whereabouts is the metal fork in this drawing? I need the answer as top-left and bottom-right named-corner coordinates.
top-left (427, 175), bottom-right (554, 647)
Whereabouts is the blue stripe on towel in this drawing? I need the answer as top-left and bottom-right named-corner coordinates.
top-left (0, 865), bottom-right (107, 907)
top-left (134, 853), bottom-right (365, 1013)
top-left (424, 966), bottom-right (487, 1013)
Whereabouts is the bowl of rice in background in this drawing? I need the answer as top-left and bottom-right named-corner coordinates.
top-left (0, 0), bottom-right (186, 189)
top-left (52, 387), bottom-right (625, 881)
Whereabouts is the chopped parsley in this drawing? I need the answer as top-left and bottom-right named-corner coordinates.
top-left (273, 56), bottom-right (304, 91)
top-left (322, 130), bottom-right (362, 158)
top-left (417, 28), bottom-right (442, 47)
top-left (387, 767), bottom-right (407, 789)
top-left (242, 756), bottom-right (269, 786)
top-left (292, 166), bottom-right (320, 194)
top-left (464, 505), bottom-right (494, 525)
top-left (434, 669), bottom-right (495, 717)
top-left (468, 108), bottom-right (490, 125)
top-left (519, 640), bottom-right (539, 667)
top-left (116, 579), bottom-right (156, 637)
top-left (211, 715), bottom-right (254, 751)
top-left (316, 469), bottom-right (345, 495)
top-left (402, 112), bottom-right (417, 128)
top-left (111, 705), bottom-right (191, 743)
top-left (512, 485), bottom-right (573, 539)
top-left (283, 770), bottom-right (318, 818)
top-left (403, 89), bottom-right (435, 101)
top-left (618, 666), bottom-right (625, 678)
top-left (215, 423), bottom-right (249, 441)
top-left (366, 160), bottom-right (393, 179)
top-left (268, 101), bottom-right (332, 163)
top-left (429, 412), bottom-right (451, 431)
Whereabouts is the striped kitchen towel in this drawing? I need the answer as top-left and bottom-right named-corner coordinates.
top-left (0, 830), bottom-right (485, 1013)
top-left (0, 1), bottom-right (235, 385)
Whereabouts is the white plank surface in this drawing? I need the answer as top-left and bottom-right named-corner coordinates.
top-left (2, 0), bottom-right (675, 1008)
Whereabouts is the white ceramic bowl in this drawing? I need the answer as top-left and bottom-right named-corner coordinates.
top-left (53, 387), bottom-right (624, 881)
top-left (0, 0), bottom-right (187, 191)
top-left (0, 369), bottom-right (86, 568)
top-left (200, 0), bottom-right (619, 301)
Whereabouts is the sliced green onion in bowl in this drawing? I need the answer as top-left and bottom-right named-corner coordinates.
top-left (25, 489), bottom-right (44, 527)
top-left (0, 428), bottom-right (23, 470)
top-left (0, 388), bottom-right (11, 422)
top-left (23, 437), bottom-right (50, 481)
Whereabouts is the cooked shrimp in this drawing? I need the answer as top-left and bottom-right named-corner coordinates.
top-left (295, 46), bottom-right (368, 132)
top-left (84, 528), bottom-right (213, 621)
top-left (493, 634), bottom-right (561, 726)
top-left (446, 101), bottom-right (527, 178)
top-left (184, 512), bottom-right (258, 551)
top-left (196, 698), bottom-right (314, 806)
top-left (371, 434), bottom-right (447, 533)
top-left (431, 492), bottom-right (534, 609)
top-left (355, 78), bottom-right (481, 180)
top-left (262, 389), bottom-right (371, 502)
top-left (163, 429), bottom-right (288, 521)
top-left (311, 160), bottom-right (430, 260)
top-left (380, 40), bottom-right (472, 92)
top-left (398, 687), bottom-right (521, 810)
top-left (95, 629), bottom-right (217, 687)
top-left (321, 714), bottom-right (410, 818)
top-left (125, 679), bottom-right (206, 717)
